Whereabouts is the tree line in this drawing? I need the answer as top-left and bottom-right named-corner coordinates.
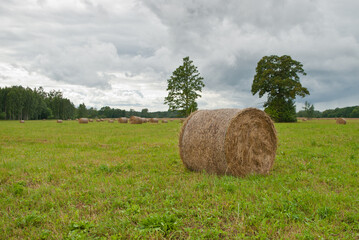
top-left (0, 86), bottom-right (180, 120)
top-left (0, 86), bottom-right (76, 120)
top-left (297, 105), bottom-right (359, 118)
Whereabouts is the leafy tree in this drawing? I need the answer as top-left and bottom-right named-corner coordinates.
top-left (303, 101), bottom-right (315, 118)
top-left (350, 106), bottom-right (359, 118)
top-left (164, 56), bottom-right (205, 117)
top-left (77, 103), bottom-right (88, 118)
top-left (251, 55), bottom-right (309, 122)
top-left (141, 108), bottom-right (149, 118)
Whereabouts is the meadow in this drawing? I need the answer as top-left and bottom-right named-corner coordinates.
top-left (0, 119), bottom-right (358, 239)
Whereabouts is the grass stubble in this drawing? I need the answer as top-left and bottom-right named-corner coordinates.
top-left (0, 119), bottom-right (358, 239)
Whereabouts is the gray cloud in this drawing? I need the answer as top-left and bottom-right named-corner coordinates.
top-left (0, 0), bottom-right (358, 111)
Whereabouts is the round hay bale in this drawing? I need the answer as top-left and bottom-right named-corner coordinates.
top-left (108, 119), bottom-right (114, 123)
top-left (20, 120), bottom-right (25, 123)
top-left (96, 119), bottom-right (101, 122)
top-left (89, 119), bottom-right (93, 122)
top-left (162, 120), bottom-right (168, 123)
top-left (336, 118), bottom-right (346, 125)
top-left (118, 117), bottom-right (128, 123)
top-left (130, 116), bottom-right (142, 124)
top-left (57, 120), bottom-right (63, 123)
top-left (78, 118), bottom-right (89, 124)
top-left (149, 118), bottom-right (158, 123)
top-left (179, 108), bottom-right (277, 177)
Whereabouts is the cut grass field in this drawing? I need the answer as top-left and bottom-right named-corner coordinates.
top-left (0, 119), bottom-right (358, 239)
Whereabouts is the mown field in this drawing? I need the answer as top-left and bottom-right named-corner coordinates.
top-left (0, 119), bottom-right (358, 239)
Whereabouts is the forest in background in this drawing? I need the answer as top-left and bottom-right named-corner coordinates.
top-left (0, 86), bottom-right (179, 120)
top-left (297, 106), bottom-right (359, 118)
top-left (0, 85), bottom-right (357, 120)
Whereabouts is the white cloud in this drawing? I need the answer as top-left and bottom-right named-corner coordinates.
top-left (0, 0), bottom-right (358, 111)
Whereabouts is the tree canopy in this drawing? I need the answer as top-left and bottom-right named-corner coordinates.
top-left (164, 56), bottom-right (205, 117)
top-left (252, 55), bottom-right (309, 122)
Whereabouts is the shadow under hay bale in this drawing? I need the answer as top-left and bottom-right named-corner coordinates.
top-left (336, 118), bottom-right (346, 125)
top-left (78, 118), bottom-right (89, 124)
top-left (179, 108), bottom-right (277, 178)
top-left (118, 117), bottom-right (128, 123)
top-left (57, 120), bottom-right (63, 123)
top-left (130, 116), bottom-right (142, 124)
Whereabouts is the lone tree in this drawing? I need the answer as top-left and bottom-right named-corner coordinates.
top-left (303, 101), bottom-right (315, 119)
top-left (251, 55), bottom-right (309, 122)
top-left (164, 56), bottom-right (205, 117)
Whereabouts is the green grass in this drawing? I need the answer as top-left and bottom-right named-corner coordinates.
top-left (0, 119), bottom-right (358, 239)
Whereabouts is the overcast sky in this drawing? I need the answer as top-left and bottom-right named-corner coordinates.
top-left (0, 0), bottom-right (358, 111)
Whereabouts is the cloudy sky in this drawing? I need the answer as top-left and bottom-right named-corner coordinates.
top-left (0, 0), bottom-right (358, 111)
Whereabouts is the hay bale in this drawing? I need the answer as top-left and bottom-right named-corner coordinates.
top-left (89, 119), bottom-right (93, 122)
top-left (336, 118), bottom-right (346, 125)
top-left (179, 108), bottom-right (277, 177)
top-left (162, 120), bottom-right (168, 123)
top-left (57, 120), bottom-right (63, 123)
top-left (108, 119), bottom-right (114, 123)
top-left (96, 119), bottom-right (101, 122)
top-left (149, 118), bottom-right (158, 123)
top-left (78, 118), bottom-right (89, 124)
top-left (130, 116), bottom-right (142, 124)
top-left (118, 117), bottom-right (128, 123)
top-left (20, 120), bottom-right (25, 123)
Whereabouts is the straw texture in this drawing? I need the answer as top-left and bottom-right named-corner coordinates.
top-left (336, 118), bottom-right (346, 125)
top-left (179, 108), bottom-right (277, 177)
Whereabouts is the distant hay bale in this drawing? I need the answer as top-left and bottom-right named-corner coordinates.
top-left (336, 118), bottom-right (346, 125)
top-left (78, 118), bottom-right (89, 124)
top-left (179, 108), bottom-right (277, 178)
top-left (130, 116), bottom-right (142, 124)
top-left (89, 119), bottom-right (93, 122)
top-left (149, 118), bottom-right (158, 123)
top-left (100, 119), bottom-right (104, 122)
top-left (118, 117), bottom-right (128, 123)
top-left (162, 120), bottom-right (168, 123)
top-left (20, 120), bottom-right (25, 123)
top-left (108, 119), bottom-right (114, 123)
top-left (57, 120), bottom-right (63, 123)
top-left (96, 119), bottom-right (101, 122)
